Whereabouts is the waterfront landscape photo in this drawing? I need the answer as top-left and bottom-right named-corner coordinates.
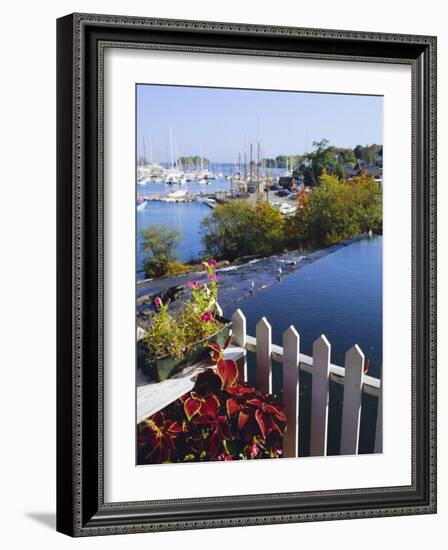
top-left (136, 84), bottom-right (383, 465)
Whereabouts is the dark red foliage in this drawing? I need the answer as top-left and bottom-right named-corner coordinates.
top-left (137, 340), bottom-right (287, 464)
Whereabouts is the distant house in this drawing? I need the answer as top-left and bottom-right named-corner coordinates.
top-left (343, 163), bottom-right (358, 178)
top-left (341, 160), bottom-right (382, 182)
top-left (362, 165), bottom-right (382, 179)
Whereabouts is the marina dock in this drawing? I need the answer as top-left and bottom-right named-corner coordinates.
top-left (141, 191), bottom-right (231, 205)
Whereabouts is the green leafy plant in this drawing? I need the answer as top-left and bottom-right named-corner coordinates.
top-left (140, 260), bottom-right (224, 360)
top-left (141, 298), bottom-right (186, 360)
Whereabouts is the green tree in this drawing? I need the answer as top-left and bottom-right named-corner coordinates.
top-left (140, 224), bottom-right (182, 277)
top-left (354, 144), bottom-right (364, 160)
top-left (334, 161), bottom-right (346, 180)
top-left (335, 148), bottom-right (357, 166)
top-left (178, 156), bottom-right (210, 168)
top-left (251, 202), bottom-right (285, 256)
top-left (288, 173), bottom-right (382, 247)
top-left (353, 144), bottom-right (382, 165)
top-left (350, 175), bottom-right (382, 233)
top-left (201, 200), bottom-right (285, 260)
top-left (275, 155), bottom-right (287, 169)
top-left (301, 139), bottom-right (342, 185)
top-left (201, 201), bottom-right (256, 260)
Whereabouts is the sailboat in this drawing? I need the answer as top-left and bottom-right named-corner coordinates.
top-left (164, 125), bottom-right (185, 184)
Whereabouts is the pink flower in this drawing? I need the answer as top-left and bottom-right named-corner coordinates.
top-left (247, 442), bottom-right (260, 458)
top-left (208, 259), bottom-right (218, 267)
top-left (187, 280), bottom-right (200, 289)
top-left (273, 446), bottom-right (282, 457)
top-left (217, 453), bottom-right (233, 461)
top-left (201, 261), bottom-right (209, 270)
top-left (206, 273), bottom-right (218, 282)
top-left (200, 311), bottom-right (213, 323)
top-left (153, 297), bottom-right (163, 309)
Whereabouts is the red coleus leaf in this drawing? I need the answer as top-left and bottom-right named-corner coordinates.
top-left (165, 420), bottom-right (183, 434)
top-left (255, 409), bottom-right (267, 439)
top-left (194, 369), bottom-right (222, 397)
top-left (216, 416), bottom-right (232, 439)
top-left (204, 341), bottom-right (223, 362)
top-left (184, 396), bottom-right (201, 421)
top-left (151, 411), bottom-right (165, 427)
top-left (193, 414), bottom-right (215, 425)
top-left (226, 397), bottom-right (241, 418)
top-left (137, 424), bottom-right (157, 447)
top-left (226, 384), bottom-right (256, 397)
top-left (273, 408), bottom-right (287, 425)
top-left (199, 395), bottom-right (220, 417)
top-left (260, 403), bottom-right (287, 425)
top-left (246, 398), bottom-right (263, 409)
top-left (209, 430), bottom-right (220, 458)
top-left (263, 414), bottom-right (282, 437)
top-left (161, 433), bottom-right (176, 451)
top-left (217, 358), bottom-right (239, 388)
top-left (237, 409), bottom-right (251, 431)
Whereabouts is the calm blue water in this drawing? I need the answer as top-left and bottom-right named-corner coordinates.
top-left (222, 237), bottom-right (383, 377)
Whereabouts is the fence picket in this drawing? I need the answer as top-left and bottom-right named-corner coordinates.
top-left (310, 335), bottom-right (331, 456)
top-left (282, 326), bottom-right (300, 458)
top-left (231, 309), bottom-right (247, 382)
top-left (374, 387), bottom-right (383, 453)
top-left (214, 301), bottom-right (223, 317)
top-left (256, 317), bottom-right (272, 394)
top-left (340, 345), bottom-right (364, 455)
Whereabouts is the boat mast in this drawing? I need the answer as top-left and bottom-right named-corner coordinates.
top-left (249, 143), bottom-right (253, 185)
top-left (169, 125), bottom-right (174, 170)
top-left (149, 132), bottom-right (153, 164)
top-left (142, 136), bottom-right (147, 166)
top-left (174, 137), bottom-right (178, 169)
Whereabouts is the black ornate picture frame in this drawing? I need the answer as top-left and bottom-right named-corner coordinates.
top-left (56, 13), bottom-right (437, 536)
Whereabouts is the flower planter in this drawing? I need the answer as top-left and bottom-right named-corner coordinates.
top-left (138, 317), bottom-right (232, 382)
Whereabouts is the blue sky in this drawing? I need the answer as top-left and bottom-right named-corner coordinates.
top-left (137, 84), bottom-right (383, 163)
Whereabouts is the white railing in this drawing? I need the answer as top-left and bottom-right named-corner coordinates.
top-left (230, 309), bottom-right (383, 459)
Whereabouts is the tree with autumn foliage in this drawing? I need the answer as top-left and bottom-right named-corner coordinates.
top-left (286, 172), bottom-right (382, 248)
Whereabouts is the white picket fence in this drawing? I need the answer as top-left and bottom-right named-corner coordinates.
top-left (230, 309), bottom-right (383, 458)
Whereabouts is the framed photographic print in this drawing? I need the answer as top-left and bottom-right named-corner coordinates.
top-left (56, 13), bottom-right (437, 536)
